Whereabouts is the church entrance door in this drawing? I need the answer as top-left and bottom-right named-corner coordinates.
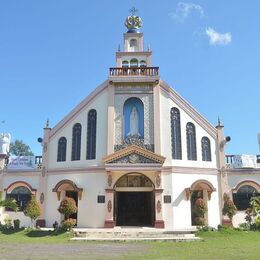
top-left (113, 173), bottom-right (155, 227)
top-left (116, 191), bottom-right (154, 226)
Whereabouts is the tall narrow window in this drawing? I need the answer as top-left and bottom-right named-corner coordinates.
top-left (57, 137), bottom-right (67, 162)
top-left (71, 123), bottom-right (81, 161)
top-left (171, 107), bottom-right (182, 159)
top-left (87, 109), bottom-right (97, 160)
top-left (186, 122), bottom-right (197, 160)
top-left (201, 137), bottom-right (211, 161)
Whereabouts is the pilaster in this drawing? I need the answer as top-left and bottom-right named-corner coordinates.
top-left (153, 83), bottom-right (161, 154)
top-left (107, 84), bottom-right (115, 155)
top-left (38, 125), bottom-right (51, 226)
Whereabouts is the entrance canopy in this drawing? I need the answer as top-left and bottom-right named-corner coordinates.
top-left (52, 179), bottom-right (83, 200)
top-left (185, 179), bottom-right (216, 200)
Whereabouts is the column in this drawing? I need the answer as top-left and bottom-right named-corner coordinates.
top-left (104, 171), bottom-right (115, 228)
top-left (154, 171), bottom-right (164, 228)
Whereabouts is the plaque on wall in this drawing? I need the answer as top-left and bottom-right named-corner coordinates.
top-left (97, 195), bottom-right (105, 203)
top-left (164, 195), bottom-right (171, 204)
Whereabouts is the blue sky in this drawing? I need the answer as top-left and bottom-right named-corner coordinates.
top-left (0, 0), bottom-right (259, 155)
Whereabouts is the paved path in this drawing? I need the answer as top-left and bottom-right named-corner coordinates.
top-left (0, 242), bottom-right (149, 259)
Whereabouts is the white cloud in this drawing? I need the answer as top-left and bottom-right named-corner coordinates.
top-left (169, 2), bottom-right (204, 22)
top-left (205, 27), bottom-right (232, 46)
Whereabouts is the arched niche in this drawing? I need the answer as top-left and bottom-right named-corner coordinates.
top-left (123, 97), bottom-right (144, 139)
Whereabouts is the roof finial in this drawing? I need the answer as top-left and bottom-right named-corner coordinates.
top-left (125, 7), bottom-right (143, 33)
top-left (217, 116), bottom-right (223, 127)
top-left (45, 118), bottom-right (49, 128)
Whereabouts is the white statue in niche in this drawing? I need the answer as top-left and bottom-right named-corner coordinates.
top-left (128, 106), bottom-right (140, 137)
top-left (0, 133), bottom-right (11, 155)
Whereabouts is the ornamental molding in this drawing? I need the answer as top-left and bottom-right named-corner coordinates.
top-left (103, 145), bottom-right (165, 165)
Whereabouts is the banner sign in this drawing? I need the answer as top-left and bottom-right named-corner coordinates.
top-left (233, 154), bottom-right (257, 169)
top-left (7, 156), bottom-right (36, 170)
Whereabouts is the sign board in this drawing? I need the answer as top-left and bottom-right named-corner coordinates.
top-left (7, 156), bottom-right (36, 170)
top-left (233, 154), bottom-right (257, 169)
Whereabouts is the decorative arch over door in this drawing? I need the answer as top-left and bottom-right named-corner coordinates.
top-left (185, 179), bottom-right (216, 200)
top-left (52, 179), bottom-right (83, 200)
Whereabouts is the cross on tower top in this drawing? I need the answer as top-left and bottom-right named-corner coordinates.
top-left (129, 6), bottom-right (138, 16)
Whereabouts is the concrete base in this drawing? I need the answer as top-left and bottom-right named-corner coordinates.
top-left (154, 220), bottom-right (165, 228)
top-left (104, 220), bottom-right (115, 228)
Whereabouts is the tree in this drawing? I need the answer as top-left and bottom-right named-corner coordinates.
top-left (24, 195), bottom-right (41, 227)
top-left (9, 140), bottom-right (34, 156)
top-left (58, 197), bottom-right (77, 219)
top-left (193, 198), bottom-right (208, 226)
top-left (222, 193), bottom-right (237, 221)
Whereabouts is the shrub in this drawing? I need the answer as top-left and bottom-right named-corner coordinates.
top-left (194, 198), bottom-right (208, 216)
top-left (58, 197), bottom-right (77, 219)
top-left (222, 193), bottom-right (237, 221)
top-left (13, 219), bottom-right (20, 230)
top-left (61, 218), bottom-right (76, 231)
top-left (24, 195), bottom-right (41, 227)
top-left (3, 216), bottom-right (12, 229)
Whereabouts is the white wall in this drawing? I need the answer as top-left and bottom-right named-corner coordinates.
top-left (163, 173), bottom-right (220, 230)
top-left (0, 173), bottom-right (40, 227)
top-left (45, 172), bottom-right (107, 228)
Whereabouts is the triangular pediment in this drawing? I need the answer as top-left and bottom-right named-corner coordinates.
top-left (103, 145), bottom-right (165, 165)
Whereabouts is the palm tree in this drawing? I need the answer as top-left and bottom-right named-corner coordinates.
top-left (250, 196), bottom-right (260, 215)
top-left (0, 197), bottom-right (18, 211)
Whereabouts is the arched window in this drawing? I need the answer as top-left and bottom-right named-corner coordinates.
top-left (71, 123), bottom-right (81, 161)
top-left (233, 185), bottom-right (259, 210)
top-left (130, 58), bottom-right (138, 67)
top-left (130, 39), bottom-right (137, 47)
top-left (57, 137), bottom-right (67, 162)
top-left (122, 60), bottom-right (129, 68)
top-left (6, 186), bottom-right (31, 211)
top-left (86, 109), bottom-right (97, 160)
top-left (123, 97), bottom-right (144, 139)
top-left (171, 107), bottom-right (182, 159)
top-left (201, 137), bottom-right (211, 161)
top-left (186, 122), bottom-right (197, 160)
top-left (140, 60), bottom-right (147, 67)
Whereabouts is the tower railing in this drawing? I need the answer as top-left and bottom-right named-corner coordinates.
top-left (109, 67), bottom-right (159, 77)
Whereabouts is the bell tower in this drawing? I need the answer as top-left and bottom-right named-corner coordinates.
top-left (115, 8), bottom-right (152, 67)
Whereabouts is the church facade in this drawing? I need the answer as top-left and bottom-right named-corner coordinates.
top-left (0, 14), bottom-right (259, 229)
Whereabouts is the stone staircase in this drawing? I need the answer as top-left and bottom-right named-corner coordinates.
top-left (71, 227), bottom-right (200, 242)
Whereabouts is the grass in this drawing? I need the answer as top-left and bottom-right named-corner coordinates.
top-left (0, 228), bottom-right (72, 244)
top-left (135, 229), bottom-right (260, 259)
top-left (0, 228), bottom-right (260, 259)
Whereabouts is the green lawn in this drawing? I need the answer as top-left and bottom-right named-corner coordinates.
top-left (0, 229), bottom-right (260, 259)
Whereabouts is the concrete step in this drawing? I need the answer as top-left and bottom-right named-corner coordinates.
top-left (71, 236), bottom-right (200, 242)
top-left (71, 227), bottom-right (200, 241)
